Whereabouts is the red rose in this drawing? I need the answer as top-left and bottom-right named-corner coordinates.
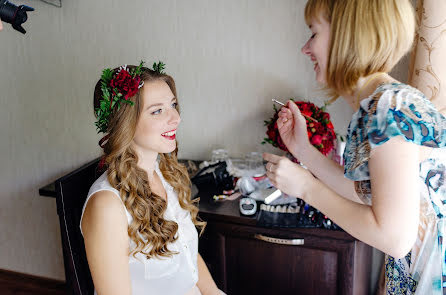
top-left (110, 70), bottom-right (141, 100)
top-left (301, 109), bottom-right (313, 118)
top-left (314, 122), bottom-right (323, 132)
top-left (266, 125), bottom-right (278, 141)
top-left (265, 120), bottom-right (289, 152)
top-left (311, 135), bottom-right (323, 146)
top-left (263, 100), bottom-right (336, 157)
top-left (126, 76), bottom-right (141, 98)
top-left (297, 102), bottom-right (312, 115)
top-left (320, 138), bottom-right (334, 155)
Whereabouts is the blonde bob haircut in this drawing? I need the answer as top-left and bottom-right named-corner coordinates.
top-left (304, 0), bottom-right (415, 99)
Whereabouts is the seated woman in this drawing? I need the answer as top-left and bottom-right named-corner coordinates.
top-left (80, 61), bottom-right (224, 295)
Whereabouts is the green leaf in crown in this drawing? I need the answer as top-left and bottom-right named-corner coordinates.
top-left (152, 61), bottom-right (166, 74)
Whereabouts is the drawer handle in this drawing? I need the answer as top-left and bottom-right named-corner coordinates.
top-left (254, 234), bottom-right (304, 246)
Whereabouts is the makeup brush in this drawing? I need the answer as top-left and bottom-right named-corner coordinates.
top-left (272, 99), bottom-right (317, 122)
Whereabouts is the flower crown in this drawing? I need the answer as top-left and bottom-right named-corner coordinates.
top-left (94, 60), bottom-right (166, 134)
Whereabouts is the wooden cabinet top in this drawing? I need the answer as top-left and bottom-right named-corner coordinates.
top-left (198, 197), bottom-right (359, 241)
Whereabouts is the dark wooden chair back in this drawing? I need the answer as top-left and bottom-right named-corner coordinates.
top-left (54, 158), bottom-right (102, 295)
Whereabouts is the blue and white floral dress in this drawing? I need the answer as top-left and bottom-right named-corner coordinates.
top-left (343, 83), bottom-right (446, 294)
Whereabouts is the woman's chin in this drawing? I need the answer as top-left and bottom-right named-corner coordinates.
top-left (162, 143), bottom-right (177, 154)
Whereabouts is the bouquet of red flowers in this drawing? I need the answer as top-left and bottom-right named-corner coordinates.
top-left (262, 100), bottom-right (336, 156)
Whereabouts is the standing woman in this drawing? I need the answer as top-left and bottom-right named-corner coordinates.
top-left (264, 1), bottom-right (446, 294)
top-left (80, 62), bottom-right (224, 295)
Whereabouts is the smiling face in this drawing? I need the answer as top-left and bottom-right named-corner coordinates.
top-left (132, 79), bottom-right (180, 159)
top-left (301, 14), bottom-right (331, 84)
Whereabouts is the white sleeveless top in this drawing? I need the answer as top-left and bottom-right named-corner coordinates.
top-left (80, 162), bottom-right (200, 295)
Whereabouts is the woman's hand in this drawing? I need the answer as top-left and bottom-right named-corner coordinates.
top-left (263, 152), bottom-right (316, 201)
top-left (277, 100), bottom-right (311, 158)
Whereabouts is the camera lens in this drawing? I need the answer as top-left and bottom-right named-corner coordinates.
top-left (0, 0), bottom-right (34, 34)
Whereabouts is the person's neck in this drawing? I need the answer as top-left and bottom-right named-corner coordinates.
top-left (134, 148), bottom-right (159, 182)
top-left (341, 72), bottom-right (394, 111)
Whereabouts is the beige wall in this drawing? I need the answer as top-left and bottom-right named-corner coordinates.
top-left (0, 0), bottom-right (409, 289)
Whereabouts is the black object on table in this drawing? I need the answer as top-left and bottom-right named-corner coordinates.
top-left (256, 199), bottom-right (340, 230)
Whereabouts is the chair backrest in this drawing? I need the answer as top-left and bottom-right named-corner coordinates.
top-left (55, 158), bottom-right (102, 295)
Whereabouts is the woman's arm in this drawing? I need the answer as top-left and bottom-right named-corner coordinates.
top-left (265, 136), bottom-right (420, 258)
top-left (196, 253), bottom-right (224, 295)
top-left (81, 191), bottom-right (132, 295)
top-left (277, 101), bottom-right (363, 203)
top-left (295, 143), bottom-right (362, 203)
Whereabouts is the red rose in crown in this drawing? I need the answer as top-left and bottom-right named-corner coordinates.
top-left (110, 69), bottom-right (141, 100)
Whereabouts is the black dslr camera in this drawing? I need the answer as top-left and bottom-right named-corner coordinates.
top-left (191, 161), bottom-right (234, 197)
top-left (0, 0), bottom-right (34, 34)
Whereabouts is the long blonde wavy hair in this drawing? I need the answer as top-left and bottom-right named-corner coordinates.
top-left (93, 66), bottom-right (206, 259)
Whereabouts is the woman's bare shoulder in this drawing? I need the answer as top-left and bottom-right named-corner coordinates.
top-left (81, 190), bottom-right (128, 236)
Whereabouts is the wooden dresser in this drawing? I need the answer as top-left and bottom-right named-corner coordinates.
top-left (197, 198), bottom-right (372, 295)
